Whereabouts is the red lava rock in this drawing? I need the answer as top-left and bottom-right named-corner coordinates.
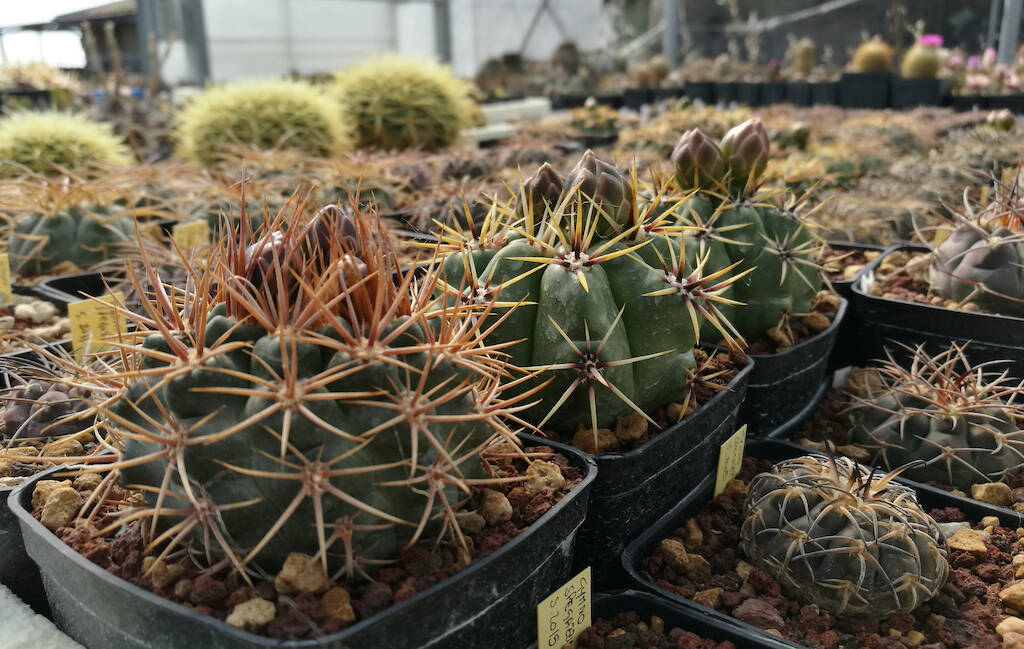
top-left (354, 581), bottom-right (393, 619)
top-left (975, 563), bottom-right (1003, 582)
top-left (732, 598), bottom-right (784, 630)
top-left (945, 618), bottom-right (999, 649)
top-left (266, 605), bottom-right (316, 639)
top-left (819, 630), bottom-right (839, 649)
top-left (950, 568), bottom-right (988, 597)
top-left (393, 577), bottom-right (417, 603)
top-left (952, 551), bottom-right (978, 569)
top-left (518, 489), bottom-right (557, 525)
top-left (929, 507), bottom-right (966, 522)
top-left (746, 568), bottom-right (782, 597)
top-left (189, 574), bottom-right (228, 607)
top-left (373, 567), bottom-right (408, 585)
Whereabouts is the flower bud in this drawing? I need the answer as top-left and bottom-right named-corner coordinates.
top-left (563, 150), bottom-right (633, 234)
top-left (670, 128), bottom-right (726, 190)
top-left (719, 118), bottom-right (770, 195)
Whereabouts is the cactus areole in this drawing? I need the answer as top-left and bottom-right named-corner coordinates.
top-left (97, 204), bottom-right (527, 577)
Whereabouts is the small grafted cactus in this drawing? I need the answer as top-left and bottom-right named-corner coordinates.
top-left (11, 203), bottom-right (134, 276)
top-left (80, 202), bottom-right (528, 578)
top-left (928, 176), bottom-right (1024, 315)
top-left (849, 343), bottom-right (1024, 489)
top-left (670, 118), bottom-right (826, 341)
top-left (741, 454), bottom-right (949, 618)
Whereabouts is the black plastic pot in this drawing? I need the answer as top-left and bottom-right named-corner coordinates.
top-left (526, 590), bottom-right (795, 649)
top-left (593, 93), bottom-right (625, 109)
top-left (572, 352), bottom-right (753, 589)
top-left (988, 94), bottom-right (1024, 114)
top-left (762, 82), bottom-right (787, 106)
top-left (0, 478), bottom-right (50, 616)
top-left (809, 81), bottom-right (839, 105)
top-left (740, 297), bottom-right (847, 437)
top-left (825, 242), bottom-right (894, 371)
top-left (736, 82), bottom-right (762, 106)
top-left (623, 88), bottom-right (652, 110)
top-left (552, 94), bottom-right (587, 110)
top-left (35, 271), bottom-right (113, 309)
top-left (652, 87), bottom-right (683, 102)
top-left (891, 78), bottom-right (945, 109)
top-left (684, 82), bottom-right (714, 105)
top-left (852, 245), bottom-right (1024, 375)
top-left (622, 439), bottom-right (1023, 649)
top-left (786, 81), bottom-right (813, 106)
top-left (713, 82), bottom-right (739, 105)
top-left (12, 434), bottom-right (596, 649)
top-left (950, 94), bottom-right (989, 112)
top-left (576, 130), bottom-right (620, 148)
top-left (0, 89), bottom-right (52, 111)
top-left (840, 72), bottom-right (892, 109)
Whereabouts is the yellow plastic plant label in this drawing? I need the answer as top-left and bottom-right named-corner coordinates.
top-left (714, 425), bottom-right (748, 497)
top-left (537, 567), bottom-right (591, 649)
top-left (0, 253), bottom-right (12, 305)
top-left (69, 292), bottom-right (126, 359)
top-left (173, 220), bottom-right (209, 249)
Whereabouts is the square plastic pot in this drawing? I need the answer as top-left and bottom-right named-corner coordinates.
top-left (786, 82), bottom-right (812, 106)
top-left (623, 88), bottom-right (652, 110)
top-left (10, 434), bottom-right (596, 649)
top-left (652, 87), bottom-right (683, 102)
top-left (684, 82), bottom-right (714, 105)
top-left (891, 78), bottom-right (946, 109)
top-left (621, 439), bottom-right (1023, 649)
top-left (851, 245), bottom-right (1024, 375)
top-left (988, 94), bottom-right (1024, 114)
top-left (571, 352), bottom-right (753, 589)
top-left (593, 93), bottom-right (625, 109)
top-left (826, 242), bottom-right (896, 371)
top-left (809, 81), bottom-right (839, 106)
top-left (35, 271), bottom-right (113, 309)
top-left (950, 94), bottom-right (989, 112)
top-left (739, 297), bottom-right (847, 437)
top-left (713, 82), bottom-right (739, 105)
top-left (736, 82), bottom-right (762, 106)
top-left (840, 72), bottom-right (892, 109)
top-left (762, 82), bottom-right (787, 106)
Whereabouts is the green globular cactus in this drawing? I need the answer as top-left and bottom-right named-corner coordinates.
top-left (92, 204), bottom-right (523, 576)
top-left (849, 343), bottom-right (1024, 489)
top-left (741, 454), bottom-right (949, 617)
top-left (670, 119), bottom-right (825, 342)
top-left (10, 204), bottom-right (134, 276)
top-left (2, 378), bottom-right (92, 439)
top-left (850, 37), bottom-right (894, 73)
top-left (928, 181), bottom-right (1024, 315)
top-left (174, 80), bottom-right (351, 167)
top-left (0, 111), bottom-right (131, 177)
top-left (901, 42), bottom-right (941, 79)
top-left (439, 151), bottom-right (742, 438)
top-left (331, 55), bottom-right (479, 151)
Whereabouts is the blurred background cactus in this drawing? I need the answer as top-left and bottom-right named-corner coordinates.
top-left (850, 37), bottom-right (895, 73)
top-left (174, 80), bottom-right (350, 167)
top-left (901, 34), bottom-right (943, 79)
top-left (0, 111), bottom-right (131, 177)
top-left (332, 55), bottom-right (479, 151)
top-left (742, 454), bottom-right (948, 617)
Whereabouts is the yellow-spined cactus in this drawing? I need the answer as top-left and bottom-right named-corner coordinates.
top-left (850, 37), bottom-right (894, 73)
top-left (331, 55), bottom-right (479, 151)
top-left (900, 36), bottom-right (943, 79)
top-left (174, 79), bottom-right (350, 166)
top-left (0, 111), bottom-right (131, 176)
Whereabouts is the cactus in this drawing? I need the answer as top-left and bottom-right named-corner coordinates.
top-left (79, 203), bottom-right (528, 577)
top-left (849, 343), bottom-right (1024, 489)
top-left (928, 177), bottom-right (1024, 315)
top-left (901, 38), bottom-right (942, 79)
top-left (2, 378), bottom-right (92, 440)
top-left (10, 203), bottom-right (134, 276)
top-left (331, 55), bottom-right (479, 151)
top-left (741, 454), bottom-right (949, 617)
top-left (174, 80), bottom-right (350, 167)
top-left (790, 38), bottom-right (816, 79)
top-left (670, 119), bottom-right (826, 342)
top-left (438, 151), bottom-right (743, 439)
top-left (850, 37), bottom-right (894, 73)
top-left (0, 111), bottom-right (131, 177)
